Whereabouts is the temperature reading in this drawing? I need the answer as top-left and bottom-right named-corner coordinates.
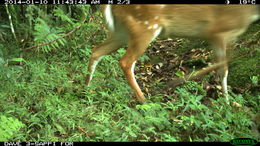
top-left (239, 0), bottom-right (256, 4)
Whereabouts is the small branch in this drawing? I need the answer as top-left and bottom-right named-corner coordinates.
top-left (166, 61), bottom-right (227, 88)
top-left (5, 4), bottom-right (17, 42)
top-left (22, 23), bottom-right (83, 51)
top-left (75, 30), bottom-right (101, 49)
top-left (89, 13), bottom-right (108, 33)
top-left (22, 11), bottom-right (108, 51)
top-left (77, 125), bottom-right (89, 137)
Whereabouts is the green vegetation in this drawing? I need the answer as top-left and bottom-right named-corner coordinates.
top-left (0, 5), bottom-right (259, 141)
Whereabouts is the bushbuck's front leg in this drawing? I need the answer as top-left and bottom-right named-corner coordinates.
top-left (86, 38), bottom-right (124, 86)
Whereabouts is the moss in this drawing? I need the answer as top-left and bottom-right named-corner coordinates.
top-left (229, 55), bottom-right (260, 88)
top-left (228, 21), bottom-right (260, 88)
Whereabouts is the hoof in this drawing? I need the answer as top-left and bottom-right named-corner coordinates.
top-left (137, 98), bottom-right (146, 104)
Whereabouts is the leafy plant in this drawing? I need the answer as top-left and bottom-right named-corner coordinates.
top-left (0, 5), bottom-right (258, 142)
top-left (0, 115), bottom-right (25, 141)
top-left (33, 18), bottom-right (66, 52)
top-left (250, 75), bottom-right (259, 86)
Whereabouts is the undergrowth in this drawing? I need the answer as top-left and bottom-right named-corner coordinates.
top-left (0, 5), bottom-right (259, 142)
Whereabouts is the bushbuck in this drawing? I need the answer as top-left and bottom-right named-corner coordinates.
top-left (86, 5), bottom-right (260, 104)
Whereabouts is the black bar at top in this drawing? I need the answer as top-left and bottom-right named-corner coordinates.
top-left (2, 0), bottom-right (259, 4)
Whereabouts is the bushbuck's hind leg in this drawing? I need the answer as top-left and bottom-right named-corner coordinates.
top-left (120, 29), bottom-right (162, 103)
top-left (212, 36), bottom-right (230, 104)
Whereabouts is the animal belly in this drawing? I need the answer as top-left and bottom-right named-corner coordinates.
top-left (162, 22), bottom-right (209, 38)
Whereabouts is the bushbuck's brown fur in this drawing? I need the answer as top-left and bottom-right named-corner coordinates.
top-left (86, 5), bottom-right (260, 103)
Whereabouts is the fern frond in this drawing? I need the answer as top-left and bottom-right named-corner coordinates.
top-left (33, 18), bottom-right (66, 53)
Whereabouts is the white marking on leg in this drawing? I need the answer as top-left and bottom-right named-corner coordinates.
top-left (130, 61), bottom-right (145, 101)
top-left (131, 61), bottom-right (136, 75)
top-left (88, 56), bottom-right (103, 85)
top-left (222, 70), bottom-right (228, 94)
top-left (151, 27), bottom-right (162, 41)
top-left (104, 5), bottom-right (114, 31)
top-left (130, 61), bottom-right (141, 90)
top-left (222, 70), bottom-right (229, 103)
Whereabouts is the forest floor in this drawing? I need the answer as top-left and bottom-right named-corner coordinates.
top-left (136, 37), bottom-right (260, 105)
top-left (0, 17), bottom-right (259, 141)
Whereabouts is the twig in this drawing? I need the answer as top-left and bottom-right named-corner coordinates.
top-left (22, 10), bottom-right (108, 51)
top-left (77, 125), bottom-right (89, 137)
top-left (22, 23), bottom-right (83, 51)
top-left (5, 5), bottom-right (17, 42)
top-left (89, 13), bottom-right (108, 33)
top-left (74, 30), bottom-right (101, 49)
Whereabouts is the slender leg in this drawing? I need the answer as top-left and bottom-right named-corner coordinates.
top-left (166, 61), bottom-right (227, 88)
top-left (120, 51), bottom-right (146, 103)
top-left (86, 38), bottom-right (124, 86)
top-left (213, 37), bottom-right (230, 104)
top-left (216, 50), bottom-right (229, 104)
top-left (120, 28), bottom-right (162, 103)
top-left (166, 35), bottom-right (230, 104)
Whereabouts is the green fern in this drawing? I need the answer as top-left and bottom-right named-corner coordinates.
top-left (33, 18), bottom-right (66, 53)
top-left (53, 8), bottom-right (75, 24)
top-left (0, 115), bottom-right (25, 141)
